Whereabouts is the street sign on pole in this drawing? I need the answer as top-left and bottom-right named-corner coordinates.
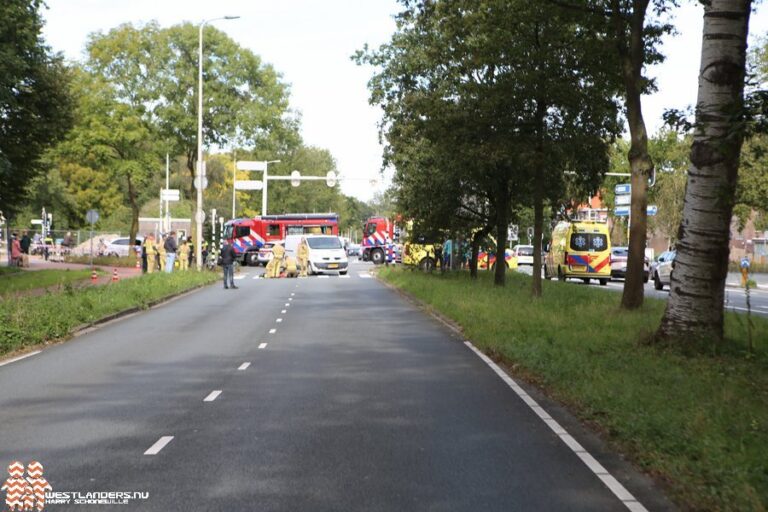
top-left (615, 184), bottom-right (631, 195)
top-left (508, 224), bottom-right (519, 241)
top-left (234, 180), bottom-right (263, 190)
top-left (161, 189), bottom-right (180, 201)
top-left (237, 161), bottom-right (267, 171)
top-left (615, 206), bottom-right (657, 217)
top-left (291, 170), bottom-right (301, 187)
top-left (193, 176), bottom-right (208, 190)
top-left (31, 219), bottom-right (43, 225)
top-left (615, 195), bottom-right (631, 206)
top-left (86, 209), bottom-right (99, 224)
top-left (326, 171), bottom-right (337, 187)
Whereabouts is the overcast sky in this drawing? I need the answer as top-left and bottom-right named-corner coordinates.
top-left (41, 1), bottom-right (767, 201)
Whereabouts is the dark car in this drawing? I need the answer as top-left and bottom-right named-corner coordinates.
top-left (610, 246), bottom-right (649, 283)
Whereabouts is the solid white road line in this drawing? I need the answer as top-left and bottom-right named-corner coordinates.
top-left (276, 318), bottom-right (283, 323)
top-left (238, 362), bottom-right (251, 371)
top-left (463, 341), bottom-right (648, 512)
top-left (269, 328), bottom-right (277, 334)
top-left (258, 343), bottom-right (268, 349)
top-left (144, 436), bottom-right (174, 455)
top-left (203, 390), bottom-right (222, 402)
top-left (0, 350), bottom-right (42, 367)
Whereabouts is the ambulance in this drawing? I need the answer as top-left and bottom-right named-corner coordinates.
top-left (544, 220), bottom-right (611, 285)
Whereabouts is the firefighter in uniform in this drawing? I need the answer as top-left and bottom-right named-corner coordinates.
top-left (143, 234), bottom-right (157, 274)
top-left (156, 235), bottom-right (166, 273)
top-left (298, 238), bottom-right (310, 277)
top-left (284, 256), bottom-right (298, 278)
top-left (178, 238), bottom-right (190, 271)
top-left (268, 241), bottom-right (285, 278)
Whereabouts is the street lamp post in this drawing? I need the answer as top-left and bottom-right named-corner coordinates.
top-left (196, 15), bottom-right (239, 270)
top-left (261, 160), bottom-right (281, 216)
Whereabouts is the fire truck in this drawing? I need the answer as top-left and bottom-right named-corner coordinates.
top-left (362, 216), bottom-right (440, 270)
top-left (224, 213), bottom-right (339, 266)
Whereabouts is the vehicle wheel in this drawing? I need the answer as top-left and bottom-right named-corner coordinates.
top-left (582, 278), bottom-right (590, 284)
top-left (557, 266), bottom-right (566, 282)
top-left (340, 271), bottom-right (348, 276)
top-left (418, 257), bottom-right (435, 272)
top-left (643, 272), bottom-right (649, 284)
top-left (246, 252), bottom-right (259, 266)
top-left (371, 249), bottom-right (385, 265)
top-left (599, 279), bottom-right (608, 286)
top-left (654, 272), bottom-right (663, 290)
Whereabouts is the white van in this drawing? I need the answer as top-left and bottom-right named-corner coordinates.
top-left (284, 234), bottom-right (349, 275)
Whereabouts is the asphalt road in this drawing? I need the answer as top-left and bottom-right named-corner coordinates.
top-left (515, 264), bottom-right (768, 318)
top-left (0, 261), bottom-right (670, 511)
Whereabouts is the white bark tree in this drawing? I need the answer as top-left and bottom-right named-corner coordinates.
top-left (657, 0), bottom-right (753, 342)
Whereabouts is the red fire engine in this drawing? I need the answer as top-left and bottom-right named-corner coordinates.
top-left (224, 213), bottom-right (339, 265)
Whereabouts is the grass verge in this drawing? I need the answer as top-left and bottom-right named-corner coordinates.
top-left (0, 271), bottom-right (218, 356)
top-left (380, 268), bottom-right (768, 511)
top-left (0, 269), bottom-right (96, 295)
top-left (65, 255), bottom-right (140, 267)
top-left (0, 266), bottom-right (22, 276)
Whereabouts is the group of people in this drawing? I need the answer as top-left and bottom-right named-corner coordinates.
top-left (9, 231), bottom-right (31, 267)
top-left (141, 231), bottom-right (191, 273)
top-left (218, 237), bottom-right (310, 290)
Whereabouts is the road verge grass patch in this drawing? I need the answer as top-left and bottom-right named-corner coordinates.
top-left (0, 269), bottom-right (96, 295)
top-left (0, 271), bottom-right (218, 356)
top-left (379, 267), bottom-right (768, 511)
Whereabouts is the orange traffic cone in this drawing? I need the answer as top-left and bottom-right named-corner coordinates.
top-left (112, 268), bottom-right (119, 282)
top-left (135, 259), bottom-right (141, 270)
top-left (91, 270), bottom-right (98, 283)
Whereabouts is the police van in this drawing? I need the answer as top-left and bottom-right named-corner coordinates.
top-left (544, 220), bottom-right (611, 285)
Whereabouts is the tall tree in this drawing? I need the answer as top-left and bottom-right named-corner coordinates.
top-left (0, 0), bottom-right (73, 217)
top-left (657, 0), bottom-right (753, 343)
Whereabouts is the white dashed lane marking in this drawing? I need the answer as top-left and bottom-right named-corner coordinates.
top-left (234, 275), bottom-right (246, 280)
top-left (358, 273), bottom-right (372, 279)
top-left (281, 309), bottom-right (287, 314)
top-left (203, 390), bottom-right (222, 402)
top-left (269, 328), bottom-right (277, 334)
top-left (258, 343), bottom-right (268, 349)
top-left (144, 436), bottom-right (174, 455)
top-left (238, 362), bottom-right (251, 371)
top-left (276, 318), bottom-right (283, 323)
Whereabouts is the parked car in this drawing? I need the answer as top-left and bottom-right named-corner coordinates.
top-left (347, 243), bottom-right (362, 257)
top-left (653, 250), bottom-right (676, 290)
top-left (104, 236), bottom-right (143, 257)
top-left (610, 247), bottom-right (649, 283)
top-left (512, 244), bottom-right (535, 265)
top-left (284, 234), bottom-right (348, 275)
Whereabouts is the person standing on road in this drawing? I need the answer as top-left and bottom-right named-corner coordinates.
top-left (221, 239), bottom-right (238, 289)
top-left (178, 238), bottom-right (190, 271)
top-left (298, 238), bottom-right (309, 277)
top-left (740, 255), bottom-right (751, 288)
top-left (144, 234), bottom-right (157, 274)
top-left (164, 231), bottom-right (178, 273)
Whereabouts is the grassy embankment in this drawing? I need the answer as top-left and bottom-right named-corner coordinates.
top-left (380, 267), bottom-right (768, 511)
top-left (65, 255), bottom-right (140, 267)
top-left (0, 268), bottom-right (97, 295)
top-left (0, 271), bottom-right (218, 356)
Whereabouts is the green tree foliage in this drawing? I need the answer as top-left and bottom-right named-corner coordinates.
top-left (84, 22), bottom-right (299, 191)
top-left (0, 0), bottom-right (73, 217)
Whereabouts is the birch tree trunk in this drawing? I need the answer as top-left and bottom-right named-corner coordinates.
top-left (657, 0), bottom-right (752, 342)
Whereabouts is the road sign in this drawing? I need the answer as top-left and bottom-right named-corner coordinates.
top-left (326, 170), bottom-right (337, 187)
top-left (508, 224), bottom-right (519, 241)
top-left (31, 219), bottom-right (43, 225)
top-left (615, 195), bottom-right (631, 206)
top-left (614, 206), bottom-right (658, 217)
top-left (193, 176), bottom-right (208, 190)
top-left (291, 170), bottom-right (301, 187)
top-left (527, 227), bottom-right (534, 240)
top-left (235, 180), bottom-right (263, 190)
top-left (161, 189), bottom-right (180, 201)
top-left (237, 161), bottom-right (267, 171)
top-left (194, 210), bottom-right (206, 224)
top-left (86, 209), bottom-right (99, 224)
top-left (615, 184), bottom-right (631, 195)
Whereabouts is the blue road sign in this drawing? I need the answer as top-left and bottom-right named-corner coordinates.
top-left (614, 205), bottom-right (658, 217)
top-left (615, 184), bottom-right (631, 195)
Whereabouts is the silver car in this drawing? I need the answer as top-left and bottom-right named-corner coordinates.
top-left (653, 251), bottom-right (676, 290)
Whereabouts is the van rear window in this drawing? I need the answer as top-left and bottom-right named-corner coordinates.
top-left (570, 234), bottom-right (607, 252)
